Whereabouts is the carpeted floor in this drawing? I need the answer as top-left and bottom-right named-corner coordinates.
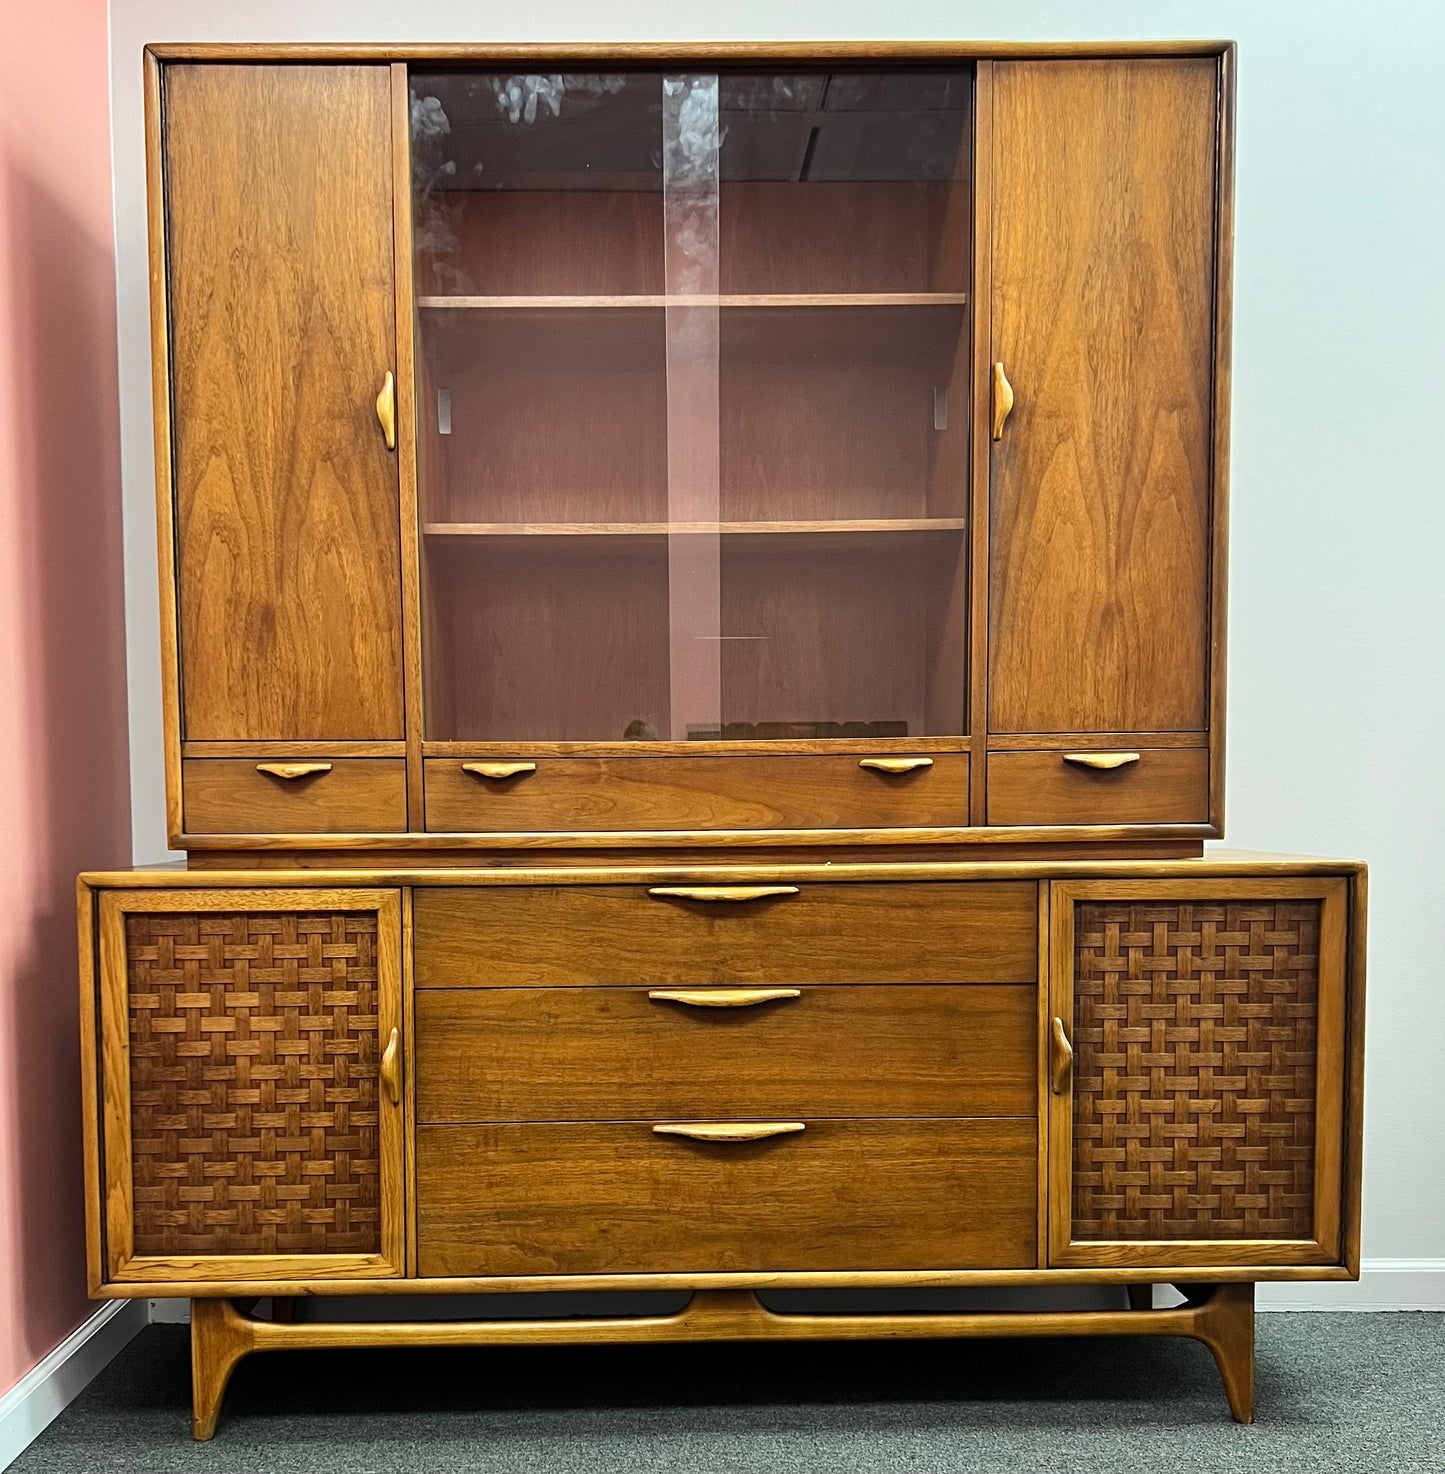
top-left (12, 1314), bottom-right (1444, 1473)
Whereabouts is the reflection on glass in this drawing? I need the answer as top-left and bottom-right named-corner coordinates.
top-left (411, 68), bottom-right (973, 743)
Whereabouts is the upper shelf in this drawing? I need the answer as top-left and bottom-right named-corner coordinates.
top-left (424, 518), bottom-right (969, 537)
top-left (417, 293), bottom-right (969, 310)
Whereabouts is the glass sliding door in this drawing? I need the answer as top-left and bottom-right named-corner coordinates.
top-left (410, 64), bottom-right (973, 746)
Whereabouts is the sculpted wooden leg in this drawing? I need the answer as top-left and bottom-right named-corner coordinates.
top-left (191, 1298), bottom-right (255, 1441)
top-left (1187, 1283), bottom-right (1255, 1424)
top-left (1125, 1284), bottom-right (1153, 1311)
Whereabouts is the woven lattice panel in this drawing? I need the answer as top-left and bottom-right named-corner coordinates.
top-left (1071, 899), bottom-right (1321, 1241)
top-left (126, 911), bottom-right (382, 1257)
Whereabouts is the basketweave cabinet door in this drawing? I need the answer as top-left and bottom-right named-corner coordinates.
top-left (96, 890), bottom-right (404, 1284)
top-left (1046, 879), bottom-right (1351, 1268)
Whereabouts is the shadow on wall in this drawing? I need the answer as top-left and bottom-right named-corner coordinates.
top-left (1, 158), bottom-right (130, 1376)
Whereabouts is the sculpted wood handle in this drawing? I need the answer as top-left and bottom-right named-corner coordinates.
top-left (1062, 752), bottom-right (1141, 771)
top-left (462, 761), bottom-right (537, 780)
top-left (255, 762), bottom-right (332, 780)
top-left (857, 757), bottom-right (934, 774)
top-left (648, 988), bottom-right (801, 1009)
top-left (653, 1122), bottom-right (805, 1143)
top-left (991, 361), bottom-right (1014, 440)
top-left (1051, 1017), bottom-right (1074, 1095)
top-left (375, 370), bottom-right (396, 450)
top-left (380, 1027), bottom-right (402, 1105)
top-left (647, 886), bottom-right (800, 903)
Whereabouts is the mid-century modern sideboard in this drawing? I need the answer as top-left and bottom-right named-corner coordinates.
top-left (77, 39), bottom-right (1366, 1438)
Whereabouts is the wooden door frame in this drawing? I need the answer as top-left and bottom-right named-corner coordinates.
top-left (93, 887), bottom-right (405, 1285)
top-left (1046, 877), bottom-right (1350, 1269)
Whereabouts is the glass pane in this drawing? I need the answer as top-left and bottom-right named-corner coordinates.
top-left (411, 70), bottom-right (670, 741)
top-left (706, 68), bottom-right (973, 740)
top-left (411, 66), bottom-right (972, 744)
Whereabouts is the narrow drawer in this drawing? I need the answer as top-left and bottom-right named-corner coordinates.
top-left (416, 1119), bottom-right (1037, 1276)
top-left (423, 752), bottom-right (968, 832)
top-left (182, 758), bottom-right (407, 834)
top-left (415, 984), bottom-right (1037, 1122)
top-left (413, 881), bottom-right (1037, 988)
top-left (986, 747), bottom-right (1208, 826)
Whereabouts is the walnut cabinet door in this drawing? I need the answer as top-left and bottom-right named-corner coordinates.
top-left (162, 64), bottom-right (405, 740)
top-left (1046, 879), bottom-right (1352, 1269)
top-left (95, 889), bottom-right (405, 1284)
top-left (987, 59), bottom-right (1220, 739)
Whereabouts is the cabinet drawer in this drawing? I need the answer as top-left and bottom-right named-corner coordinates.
top-left (986, 748), bottom-right (1208, 826)
top-left (413, 881), bottom-right (1037, 988)
top-left (416, 1118), bottom-right (1036, 1276)
top-left (424, 753), bottom-right (968, 832)
top-left (416, 984), bottom-right (1036, 1122)
top-left (182, 758), bottom-right (407, 834)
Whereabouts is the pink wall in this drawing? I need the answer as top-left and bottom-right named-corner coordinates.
top-left (0, 0), bottom-right (131, 1392)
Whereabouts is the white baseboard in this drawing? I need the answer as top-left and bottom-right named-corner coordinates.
top-left (0, 1301), bottom-right (147, 1471)
top-left (1259, 1259), bottom-right (1445, 1311)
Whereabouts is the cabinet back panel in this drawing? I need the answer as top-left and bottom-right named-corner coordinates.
top-left (988, 59), bottom-right (1216, 734)
top-left (164, 65), bottom-right (404, 740)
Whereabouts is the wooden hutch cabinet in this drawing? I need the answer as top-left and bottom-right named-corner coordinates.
top-left (78, 40), bottom-right (1365, 1439)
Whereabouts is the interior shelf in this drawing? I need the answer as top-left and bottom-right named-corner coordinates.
top-left (418, 293), bottom-right (968, 309)
top-left (422, 518), bottom-right (969, 538)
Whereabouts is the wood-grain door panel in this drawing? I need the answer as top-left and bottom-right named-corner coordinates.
top-left (1047, 878), bottom-right (1349, 1268)
top-left (415, 983), bottom-right (1036, 1122)
top-left (988, 59), bottom-right (1217, 735)
top-left (164, 64), bottom-right (404, 740)
top-left (416, 1118), bottom-right (1037, 1276)
top-left (95, 888), bottom-right (405, 1284)
top-left (412, 881), bottom-right (1037, 988)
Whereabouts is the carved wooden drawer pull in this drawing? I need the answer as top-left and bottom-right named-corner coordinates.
top-left (1050, 1017), bottom-right (1074, 1095)
top-left (255, 761), bottom-right (332, 780)
top-left (858, 757), bottom-right (934, 774)
top-left (462, 761), bottom-right (537, 780)
top-left (647, 886), bottom-right (800, 903)
top-left (380, 1027), bottom-right (402, 1105)
top-left (375, 370), bottom-right (396, 450)
top-left (991, 361), bottom-right (1014, 440)
top-left (1062, 752), bottom-right (1141, 771)
top-left (653, 1121), bottom-right (805, 1143)
top-left (648, 988), bottom-right (801, 1009)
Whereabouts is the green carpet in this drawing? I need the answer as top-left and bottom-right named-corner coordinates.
top-left (13, 1314), bottom-right (1444, 1473)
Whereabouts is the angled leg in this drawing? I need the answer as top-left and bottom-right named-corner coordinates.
top-left (1184, 1282), bottom-right (1255, 1424)
top-left (191, 1298), bottom-right (255, 1441)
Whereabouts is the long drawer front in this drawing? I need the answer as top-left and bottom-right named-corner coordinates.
top-left (416, 1119), bottom-right (1038, 1276)
top-left (413, 881), bottom-right (1037, 988)
top-left (424, 753), bottom-right (970, 833)
top-left (415, 984), bottom-right (1037, 1122)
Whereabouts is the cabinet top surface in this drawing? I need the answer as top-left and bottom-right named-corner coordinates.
top-left (145, 40), bottom-right (1235, 64)
top-left (81, 849), bottom-right (1361, 889)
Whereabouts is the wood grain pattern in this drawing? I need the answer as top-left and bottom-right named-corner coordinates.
top-left (164, 65), bottom-right (404, 739)
top-left (1048, 878), bottom-right (1349, 1269)
top-left (987, 747), bottom-right (1208, 825)
top-left (413, 880), bottom-right (1037, 988)
top-left (424, 754), bottom-right (969, 832)
top-left (416, 1118), bottom-right (1037, 1276)
top-left (988, 59), bottom-right (1217, 734)
top-left (183, 759), bottom-right (407, 834)
top-left (414, 983), bottom-right (1036, 1121)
